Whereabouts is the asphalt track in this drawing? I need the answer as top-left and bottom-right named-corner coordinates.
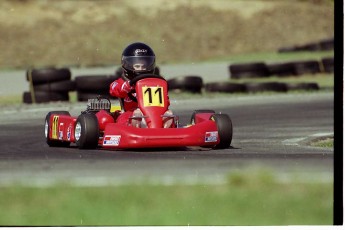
top-left (0, 92), bottom-right (333, 186)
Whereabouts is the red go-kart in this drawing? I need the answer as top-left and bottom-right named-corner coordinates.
top-left (44, 74), bottom-right (233, 149)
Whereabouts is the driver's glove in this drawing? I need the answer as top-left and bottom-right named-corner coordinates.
top-left (121, 81), bottom-right (132, 93)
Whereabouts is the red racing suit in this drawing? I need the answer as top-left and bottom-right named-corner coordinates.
top-left (109, 77), bottom-right (137, 112)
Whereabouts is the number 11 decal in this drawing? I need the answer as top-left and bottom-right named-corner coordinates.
top-left (142, 86), bottom-right (164, 107)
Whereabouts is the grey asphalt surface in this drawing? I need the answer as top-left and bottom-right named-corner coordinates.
top-left (0, 90), bottom-right (334, 186)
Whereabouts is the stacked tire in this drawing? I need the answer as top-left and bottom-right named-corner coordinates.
top-left (24, 67), bottom-right (75, 104)
top-left (167, 76), bottom-right (203, 94)
top-left (205, 82), bottom-right (245, 93)
top-left (267, 60), bottom-right (321, 77)
top-left (75, 75), bottom-right (120, 101)
top-left (321, 57), bottom-right (334, 73)
top-left (230, 58), bottom-right (328, 79)
top-left (229, 62), bottom-right (270, 79)
top-left (278, 38), bottom-right (334, 53)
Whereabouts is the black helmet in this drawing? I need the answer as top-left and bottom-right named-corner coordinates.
top-left (121, 42), bottom-right (156, 80)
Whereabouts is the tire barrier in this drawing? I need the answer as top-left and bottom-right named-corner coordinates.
top-left (267, 60), bottom-right (321, 77)
top-left (286, 83), bottom-right (319, 91)
top-left (321, 57), bottom-right (334, 73)
top-left (288, 60), bottom-right (321, 75)
top-left (229, 62), bottom-right (270, 79)
top-left (23, 62), bottom-right (324, 104)
top-left (167, 76), bottom-right (203, 93)
top-left (205, 81), bottom-right (319, 94)
top-left (230, 57), bottom-right (332, 79)
top-left (278, 37), bottom-right (334, 53)
top-left (244, 82), bottom-right (288, 93)
top-left (204, 82), bottom-right (246, 93)
top-left (23, 66), bottom-right (163, 103)
top-left (75, 75), bottom-right (120, 101)
top-left (24, 67), bottom-right (74, 104)
top-left (266, 62), bottom-right (296, 77)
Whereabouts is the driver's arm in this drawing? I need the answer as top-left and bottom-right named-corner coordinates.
top-left (110, 79), bottom-right (132, 98)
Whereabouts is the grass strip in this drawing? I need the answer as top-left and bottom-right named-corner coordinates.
top-left (0, 171), bottom-right (333, 226)
top-left (310, 137), bottom-right (334, 148)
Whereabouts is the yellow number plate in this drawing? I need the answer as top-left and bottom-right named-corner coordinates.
top-left (142, 86), bottom-right (164, 107)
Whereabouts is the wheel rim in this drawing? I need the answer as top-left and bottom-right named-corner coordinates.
top-left (44, 120), bottom-right (49, 138)
top-left (75, 122), bottom-right (82, 141)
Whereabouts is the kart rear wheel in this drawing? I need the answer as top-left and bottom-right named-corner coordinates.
top-left (190, 110), bottom-right (215, 125)
top-left (45, 111), bottom-right (71, 147)
top-left (75, 113), bottom-right (99, 149)
top-left (211, 114), bottom-right (233, 149)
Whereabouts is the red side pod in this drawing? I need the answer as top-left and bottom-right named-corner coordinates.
top-left (96, 110), bottom-right (115, 131)
top-left (49, 114), bottom-right (77, 142)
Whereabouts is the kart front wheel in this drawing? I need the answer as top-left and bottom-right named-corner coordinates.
top-left (211, 114), bottom-right (233, 149)
top-left (75, 113), bottom-right (99, 149)
top-left (45, 111), bottom-right (71, 147)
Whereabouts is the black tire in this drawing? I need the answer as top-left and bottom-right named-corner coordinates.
top-left (244, 82), bottom-right (288, 93)
top-left (210, 114), bottom-right (233, 149)
top-left (204, 82), bottom-right (246, 93)
top-left (321, 57), bottom-right (334, 73)
top-left (26, 67), bottom-right (71, 84)
top-left (294, 43), bottom-right (320, 52)
top-left (45, 111), bottom-right (71, 147)
top-left (74, 113), bottom-right (100, 149)
top-left (290, 60), bottom-right (321, 76)
top-left (190, 109), bottom-right (215, 124)
top-left (167, 76), bottom-right (203, 93)
top-left (319, 38), bottom-right (334, 51)
top-left (286, 82), bottom-right (319, 91)
top-left (267, 62), bottom-right (296, 77)
top-left (23, 91), bottom-right (69, 104)
top-left (33, 80), bottom-right (76, 92)
top-left (75, 75), bottom-right (120, 91)
top-left (278, 46), bottom-right (297, 53)
top-left (229, 62), bottom-right (270, 79)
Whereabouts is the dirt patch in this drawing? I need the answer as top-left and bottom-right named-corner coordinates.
top-left (0, 0), bottom-right (334, 69)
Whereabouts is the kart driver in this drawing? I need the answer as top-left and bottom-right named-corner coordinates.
top-left (109, 42), bottom-right (173, 128)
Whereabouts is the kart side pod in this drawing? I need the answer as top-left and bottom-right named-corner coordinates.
top-left (95, 110), bottom-right (115, 131)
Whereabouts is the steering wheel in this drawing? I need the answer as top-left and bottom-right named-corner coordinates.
top-left (127, 74), bottom-right (166, 102)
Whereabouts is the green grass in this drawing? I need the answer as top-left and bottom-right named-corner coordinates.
top-left (0, 171), bottom-right (333, 226)
top-left (311, 137), bottom-right (334, 148)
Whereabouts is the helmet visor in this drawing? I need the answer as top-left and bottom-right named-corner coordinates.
top-left (122, 56), bottom-right (155, 72)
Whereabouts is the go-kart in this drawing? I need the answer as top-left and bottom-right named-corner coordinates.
top-left (44, 74), bottom-right (233, 149)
